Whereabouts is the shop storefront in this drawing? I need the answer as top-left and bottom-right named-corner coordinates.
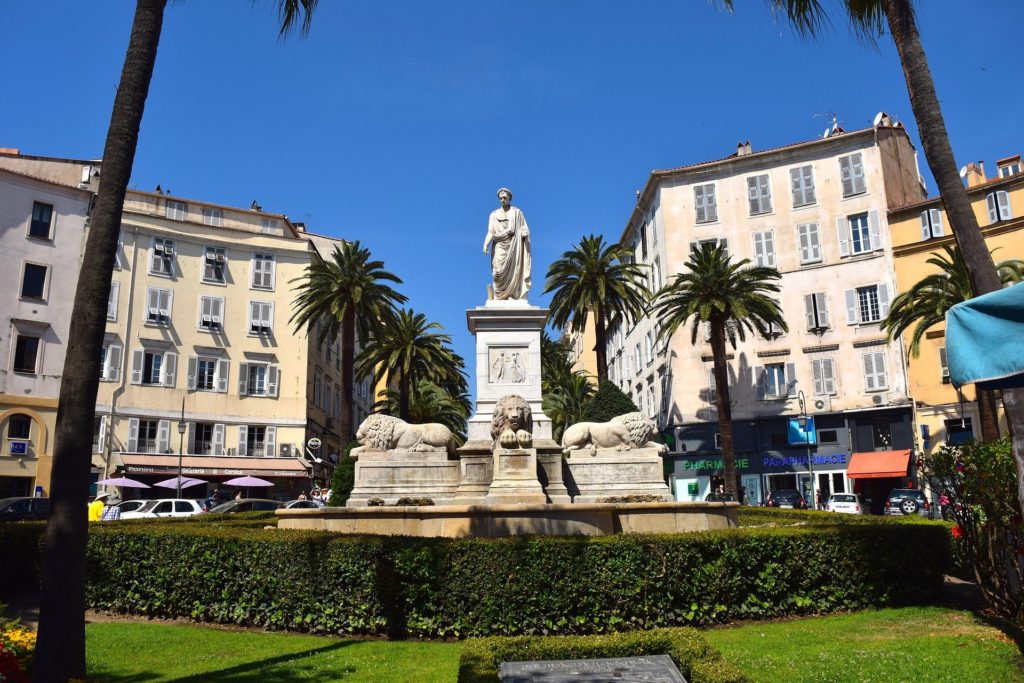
top-left (846, 449), bottom-right (913, 515)
top-left (116, 453), bottom-right (310, 500)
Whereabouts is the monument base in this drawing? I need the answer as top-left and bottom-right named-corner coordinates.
top-left (565, 448), bottom-right (672, 503)
top-left (347, 450), bottom-right (459, 507)
top-left (486, 448), bottom-right (546, 505)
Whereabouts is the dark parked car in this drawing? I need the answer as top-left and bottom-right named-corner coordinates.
top-left (208, 498), bottom-right (282, 514)
top-left (883, 489), bottom-right (930, 517)
top-left (765, 489), bottom-right (807, 509)
top-left (0, 497), bottom-right (49, 521)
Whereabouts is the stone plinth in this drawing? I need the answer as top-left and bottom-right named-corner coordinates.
top-left (277, 501), bottom-right (739, 537)
top-left (486, 448), bottom-right (546, 505)
top-left (347, 450), bottom-right (459, 506)
top-left (537, 453), bottom-right (571, 504)
top-left (466, 301), bottom-right (551, 441)
top-left (565, 448), bottom-right (672, 503)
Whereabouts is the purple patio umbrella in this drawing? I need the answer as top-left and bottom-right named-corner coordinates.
top-left (97, 477), bottom-right (150, 488)
top-left (154, 476), bottom-right (207, 490)
top-left (224, 475), bottom-right (274, 499)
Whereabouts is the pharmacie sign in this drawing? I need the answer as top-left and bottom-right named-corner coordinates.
top-left (680, 458), bottom-right (750, 471)
top-left (761, 453), bottom-right (848, 468)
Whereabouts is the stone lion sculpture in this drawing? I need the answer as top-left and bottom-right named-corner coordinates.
top-left (350, 414), bottom-right (455, 457)
top-left (561, 411), bottom-right (668, 457)
top-left (491, 394), bottom-right (533, 449)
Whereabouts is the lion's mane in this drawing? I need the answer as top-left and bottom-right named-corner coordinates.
top-left (490, 394), bottom-right (533, 442)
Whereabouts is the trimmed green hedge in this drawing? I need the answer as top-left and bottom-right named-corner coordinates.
top-left (458, 628), bottom-right (746, 683)
top-left (79, 521), bottom-right (949, 637)
top-left (736, 506), bottom-right (940, 527)
top-left (0, 522), bottom-right (44, 599)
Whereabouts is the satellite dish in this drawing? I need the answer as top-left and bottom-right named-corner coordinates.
top-left (823, 126), bottom-right (831, 139)
top-left (873, 111), bottom-right (885, 127)
top-left (959, 166), bottom-right (968, 178)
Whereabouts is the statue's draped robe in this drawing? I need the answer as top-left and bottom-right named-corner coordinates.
top-left (487, 206), bottom-right (531, 300)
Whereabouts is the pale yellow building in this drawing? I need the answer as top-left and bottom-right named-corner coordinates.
top-left (888, 155), bottom-right (1024, 453)
top-left (564, 319), bottom-right (598, 382)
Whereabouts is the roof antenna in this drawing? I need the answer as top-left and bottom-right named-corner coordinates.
top-left (814, 111), bottom-right (840, 138)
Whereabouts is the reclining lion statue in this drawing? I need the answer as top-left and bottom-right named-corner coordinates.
top-left (350, 414), bottom-right (455, 456)
top-left (491, 394), bottom-right (533, 449)
top-left (561, 411), bottom-right (668, 456)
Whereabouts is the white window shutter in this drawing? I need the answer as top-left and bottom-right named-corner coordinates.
top-left (815, 293), bottom-right (829, 329)
top-left (803, 166), bottom-right (815, 204)
top-left (267, 257), bottom-right (276, 290)
top-left (876, 353), bottom-right (888, 389)
top-left (920, 212), bottom-right (932, 240)
top-left (157, 419), bottom-right (170, 453)
top-left (785, 362), bottom-right (797, 397)
top-left (128, 418), bottom-right (139, 452)
top-left (845, 289), bottom-right (858, 325)
top-left (753, 232), bottom-right (764, 265)
top-left (212, 297), bottom-right (224, 326)
top-left (804, 294), bottom-right (815, 330)
top-left (837, 217), bottom-right (849, 257)
top-left (268, 365), bottom-right (279, 397)
top-left (108, 281), bottom-right (120, 320)
top-left (187, 422), bottom-right (196, 454)
top-left (131, 348), bottom-right (144, 384)
top-left (237, 425), bottom-right (248, 456)
top-left (265, 426), bottom-right (277, 458)
top-left (823, 358), bottom-right (836, 394)
top-left (764, 230), bottom-right (775, 267)
top-left (187, 356), bottom-right (198, 390)
top-left (863, 353), bottom-right (875, 391)
top-left (790, 168), bottom-right (802, 206)
top-left (878, 283), bottom-right (891, 317)
top-left (163, 352), bottom-right (177, 387)
top-left (108, 345), bottom-right (122, 381)
top-left (939, 346), bottom-right (949, 379)
top-left (97, 416), bottom-right (108, 453)
top-left (212, 423), bottom-right (225, 455)
top-left (755, 365), bottom-right (765, 401)
top-left (747, 177), bottom-right (759, 214)
top-left (797, 225), bottom-right (809, 262)
top-left (249, 301), bottom-right (259, 333)
top-left (164, 289), bottom-right (173, 318)
top-left (239, 362), bottom-right (249, 396)
top-left (217, 359), bottom-right (230, 392)
top-left (987, 193), bottom-right (999, 223)
top-left (812, 360), bottom-right (824, 395)
top-left (930, 209), bottom-right (943, 236)
top-left (998, 191), bottom-right (1012, 220)
top-left (147, 288), bottom-right (159, 319)
top-left (840, 156), bottom-right (853, 196)
top-left (868, 210), bottom-right (881, 251)
top-left (808, 224), bottom-right (821, 261)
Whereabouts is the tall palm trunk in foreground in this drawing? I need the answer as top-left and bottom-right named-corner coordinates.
top-left (34, 2), bottom-right (167, 680)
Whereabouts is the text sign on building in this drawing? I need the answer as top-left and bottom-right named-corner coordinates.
top-left (9, 441), bottom-right (28, 456)
top-left (787, 417), bottom-right (816, 446)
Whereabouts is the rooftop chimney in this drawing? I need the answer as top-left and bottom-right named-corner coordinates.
top-left (965, 161), bottom-right (987, 188)
top-left (293, 222), bottom-right (307, 233)
top-left (0, 148), bottom-right (19, 155)
top-left (736, 140), bottom-right (752, 156)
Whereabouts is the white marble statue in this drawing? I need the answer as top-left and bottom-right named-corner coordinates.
top-left (483, 187), bottom-right (531, 301)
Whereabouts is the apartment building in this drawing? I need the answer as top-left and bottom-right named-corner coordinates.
top-left (0, 156), bottom-right (95, 497)
top-left (612, 118), bottom-right (927, 510)
top-left (888, 154), bottom-right (1024, 455)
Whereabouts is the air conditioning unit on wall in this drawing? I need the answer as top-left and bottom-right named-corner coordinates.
top-left (279, 443), bottom-right (293, 457)
top-left (813, 395), bottom-right (832, 412)
top-left (871, 393), bottom-right (886, 406)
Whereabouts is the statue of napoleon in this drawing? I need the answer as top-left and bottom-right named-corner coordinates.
top-left (483, 187), bottom-right (531, 301)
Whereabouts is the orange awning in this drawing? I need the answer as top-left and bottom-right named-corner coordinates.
top-left (847, 450), bottom-right (911, 479)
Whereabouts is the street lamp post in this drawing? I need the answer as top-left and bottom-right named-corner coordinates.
top-left (797, 390), bottom-right (815, 510)
top-left (176, 398), bottom-right (186, 498)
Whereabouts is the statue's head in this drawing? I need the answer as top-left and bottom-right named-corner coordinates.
top-left (497, 187), bottom-right (512, 209)
top-left (491, 394), bottom-right (532, 440)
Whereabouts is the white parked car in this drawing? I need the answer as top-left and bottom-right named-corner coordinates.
top-left (825, 493), bottom-right (863, 514)
top-left (120, 498), bottom-right (205, 519)
top-left (283, 499), bottom-right (325, 509)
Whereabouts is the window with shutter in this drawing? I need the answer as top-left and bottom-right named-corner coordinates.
top-left (939, 346), bottom-right (950, 383)
top-left (249, 301), bottom-right (273, 335)
top-left (202, 207), bottom-right (223, 227)
top-left (694, 183), bottom-right (717, 223)
top-left (856, 285), bottom-right (882, 323)
top-left (762, 363), bottom-right (787, 399)
top-left (216, 359), bottom-right (230, 393)
top-left (146, 288), bottom-right (172, 325)
top-left (790, 165), bottom-right (815, 207)
top-left (252, 253), bottom-right (275, 289)
top-left (29, 201), bottom-right (54, 239)
top-left (862, 351), bottom-right (887, 391)
top-left (986, 191), bottom-right (1012, 223)
top-left (753, 230), bottom-right (775, 267)
top-left (920, 208), bottom-right (944, 239)
top-left (747, 174), bottom-right (772, 215)
top-left (797, 223), bottom-right (821, 264)
top-left (203, 246), bottom-right (227, 282)
top-left (165, 201), bottom-right (187, 221)
top-left (848, 213), bottom-right (872, 254)
top-left (105, 344), bottom-right (122, 381)
top-left (150, 237), bottom-right (175, 275)
top-left (107, 281), bottom-right (120, 321)
top-left (812, 358), bottom-right (835, 395)
top-left (839, 153), bottom-right (866, 197)
top-left (805, 292), bottom-right (829, 331)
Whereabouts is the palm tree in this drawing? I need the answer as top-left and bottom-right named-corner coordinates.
top-left (545, 235), bottom-right (652, 383)
top-left (652, 243), bottom-right (785, 496)
top-left (34, 3), bottom-right (318, 679)
top-left (744, 0), bottom-right (1024, 509)
top-left (882, 245), bottom-right (1024, 440)
top-left (290, 241), bottom-right (407, 443)
top-left (543, 372), bottom-right (596, 442)
top-left (356, 309), bottom-right (464, 421)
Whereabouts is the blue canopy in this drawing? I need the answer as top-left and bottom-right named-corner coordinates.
top-left (946, 282), bottom-right (1024, 389)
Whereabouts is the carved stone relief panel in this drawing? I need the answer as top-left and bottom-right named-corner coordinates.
top-left (488, 346), bottom-right (527, 384)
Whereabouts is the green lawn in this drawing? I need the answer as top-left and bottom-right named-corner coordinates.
top-left (84, 607), bottom-right (1023, 683)
top-left (705, 607), bottom-right (1024, 683)
top-left (85, 622), bottom-right (459, 683)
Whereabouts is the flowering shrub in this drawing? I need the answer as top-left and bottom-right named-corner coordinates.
top-left (921, 438), bottom-right (1024, 621)
top-left (0, 608), bottom-right (34, 683)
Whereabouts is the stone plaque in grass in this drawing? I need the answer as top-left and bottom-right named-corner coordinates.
top-left (499, 655), bottom-right (687, 682)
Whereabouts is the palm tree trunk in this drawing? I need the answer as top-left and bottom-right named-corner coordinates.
top-left (398, 369), bottom-right (410, 422)
top-left (977, 388), bottom-right (1000, 442)
top-left (594, 305), bottom-right (608, 383)
top-left (33, 2), bottom-right (165, 680)
top-left (339, 309), bottom-right (355, 444)
top-left (882, 0), bottom-right (1024, 511)
top-left (710, 318), bottom-right (738, 496)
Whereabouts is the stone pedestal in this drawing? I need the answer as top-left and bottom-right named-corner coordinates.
top-left (485, 448), bottom-right (547, 505)
top-left (466, 301), bottom-right (551, 442)
top-left (565, 448), bottom-right (672, 503)
top-left (347, 450), bottom-right (460, 506)
top-left (452, 441), bottom-right (493, 505)
top-left (538, 453), bottom-right (571, 504)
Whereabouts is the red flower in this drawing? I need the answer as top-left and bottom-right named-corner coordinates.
top-left (951, 525), bottom-right (964, 538)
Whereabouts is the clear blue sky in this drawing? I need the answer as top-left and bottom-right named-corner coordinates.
top-left (3, 1), bottom-right (1022, 382)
